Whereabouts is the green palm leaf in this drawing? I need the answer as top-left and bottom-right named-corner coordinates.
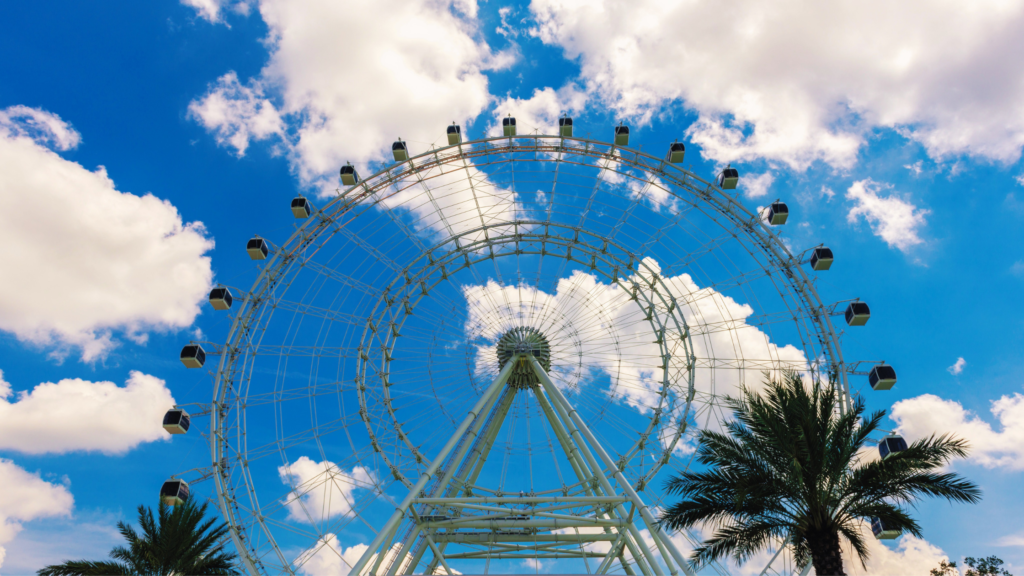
top-left (660, 372), bottom-right (980, 576)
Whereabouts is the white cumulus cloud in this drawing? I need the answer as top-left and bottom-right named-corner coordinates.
top-left (0, 459), bottom-right (74, 570)
top-left (947, 357), bottom-right (966, 376)
top-left (463, 258), bottom-right (808, 446)
top-left (741, 171), bottom-right (775, 199)
top-left (278, 456), bottom-right (378, 523)
top-left (490, 84), bottom-right (588, 136)
top-left (188, 72), bottom-right (284, 157)
top-left (891, 393), bottom-right (1024, 470)
top-left (0, 370), bottom-right (174, 455)
top-left (529, 0), bottom-right (1024, 169)
top-left (189, 0), bottom-right (501, 190)
top-left (844, 521), bottom-right (953, 576)
top-left (293, 537), bottom-right (426, 576)
top-left (846, 179), bottom-right (929, 252)
top-left (0, 105), bottom-right (214, 361)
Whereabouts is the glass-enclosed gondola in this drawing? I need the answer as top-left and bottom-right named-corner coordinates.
top-left (502, 115), bottom-right (517, 137)
top-left (180, 344), bottom-right (205, 369)
top-left (392, 139), bottom-right (409, 162)
top-left (879, 435), bottom-right (908, 459)
top-left (845, 301), bottom-right (870, 326)
top-left (447, 123), bottom-right (462, 145)
top-left (767, 201), bottom-right (789, 225)
top-left (208, 287), bottom-right (233, 310)
top-left (810, 246), bottom-right (834, 271)
top-left (247, 236), bottom-right (268, 260)
top-left (718, 167), bottom-right (739, 189)
top-left (614, 123), bottom-right (629, 146)
top-left (668, 141), bottom-right (685, 164)
top-left (291, 196), bottom-right (312, 219)
top-left (871, 516), bottom-right (900, 539)
top-left (163, 408), bottom-right (191, 435)
top-left (869, 364), bottom-right (897, 391)
top-left (340, 162), bottom-right (359, 186)
top-left (559, 116), bottom-right (573, 137)
top-left (160, 479), bottom-right (190, 507)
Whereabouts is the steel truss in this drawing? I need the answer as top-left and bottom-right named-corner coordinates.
top-left (351, 353), bottom-right (694, 576)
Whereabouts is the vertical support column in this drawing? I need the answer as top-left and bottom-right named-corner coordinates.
top-left (528, 365), bottom-right (664, 576)
top-left (403, 386), bottom-right (517, 574)
top-left (529, 355), bottom-right (696, 576)
top-left (532, 383), bottom-right (652, 576)
top-left (348, 357), bottom-right (519, 576)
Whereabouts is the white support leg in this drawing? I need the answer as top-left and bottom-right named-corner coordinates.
top-left (348, 357), bottom-right (519, 576)
top-left (532, 382), bottom-right (656, 576)
top-left (529, 355), bottom-right (696, 576)
top-left (386, 382), bottom-right (511, 575)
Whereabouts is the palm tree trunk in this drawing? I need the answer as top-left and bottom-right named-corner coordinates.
top-left (807, 529), bottom-right (846, 576)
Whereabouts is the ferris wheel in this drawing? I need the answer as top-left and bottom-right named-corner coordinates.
top-left (169, 118), bottom-right (897, 575)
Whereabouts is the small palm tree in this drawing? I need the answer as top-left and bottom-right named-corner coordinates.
top-left (38, 499), bottom-right (239, 576)
top-left (660, 372), bottom-right (981, 576)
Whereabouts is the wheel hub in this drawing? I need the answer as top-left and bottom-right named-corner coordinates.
top-left (496, 326), bottom-right (552, 389)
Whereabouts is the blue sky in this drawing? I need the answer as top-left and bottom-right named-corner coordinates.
top-left (1, 0), bottom-right (1024, 574)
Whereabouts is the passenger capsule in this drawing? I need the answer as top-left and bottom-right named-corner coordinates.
top-left (503, 115), bottom-right (517, 137)
top-left (810, 247), bottom-right (834, 271)
top-left (559, 116), bottom-right (573, 137)
top-left (614, 123), bottom-right (629, 146)
top-left (767, 202), bottom-right (789, 225)
top-left (878, 435), bottom-right (908, 460)
top-left (208, 287), bottom-right (233, 310)
top-left (340, 163), bottom-right (360, 186)
top-left (869, 364), bottom-right (897, 391)
top-left (718, 167), bottom-right (739, 190)
top-left (447, 123), bottom-right (462, 145)
top-left (392, 139), bottom-right (409, 162)
top-left (668, 142), bottom-right (685, 164)
top-left (160, 479), bottom-right (190, 507)
top-left (163, 408), bottom-right (191, 435)
top-left (845, 301), bottom-right (870, 326)
top-left (247, 236), bottom-right (268, 260)
top-left (871, 517), bottom-right (900, 540)
top-left (180, 344), bottom-right (206, 369)
top-left (291, 196), bottom-right (312, 219)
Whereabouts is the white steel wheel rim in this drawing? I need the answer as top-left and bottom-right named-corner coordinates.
top-left (208, 134), bottom-right (851, 575)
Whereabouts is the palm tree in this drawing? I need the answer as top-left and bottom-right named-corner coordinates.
top-left (38, 499), bottom-right (239, 576)
top-left (660, 372), bottom-right (981, 576)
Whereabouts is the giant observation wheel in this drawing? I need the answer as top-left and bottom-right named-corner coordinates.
top-left (173, 122), bottom-right (888, 576)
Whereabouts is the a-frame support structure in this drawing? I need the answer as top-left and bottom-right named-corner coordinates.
top-left (349, 353), bottom-right (695, 575)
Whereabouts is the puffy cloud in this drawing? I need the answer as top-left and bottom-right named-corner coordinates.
top-left (740, 171), bottom-right (775, 199)
top-left (0, 370), bottom-right (174, 455)
top-left (0, 459), bottom-right (74, 570)
top-left (293, 537), bottom-right (422, 576)
top-left (190, 0), bottom-right (501, 188)
top-left (278, 457), bottom-right (377, 523)
top-left (0, 105), bottom-right (214, 361)
top-left (463, 258), bottom-right (807, 435)
top-left (180, 0), bottom-right (253, 23)
top-left (846, 179), bottom-right (929, 252)
top-left (0, 106), bottom-right (80, 151)
top-left (891, 393), bottom-right (1024, 470)
top-left (293, 534), bottom-right (365, 576)
top-left (845, 521), bottom-right (952, 576)
top-left (490, 84), bottom-right (588, 136)
top-left (187, 72), bottom-right (284, 156)
top-left (529, 0), bottom-right (1024, 168)
top-left (947, 357), bottom-right (966, 376)
top-left (373, 161), bottom-right (521, 243)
